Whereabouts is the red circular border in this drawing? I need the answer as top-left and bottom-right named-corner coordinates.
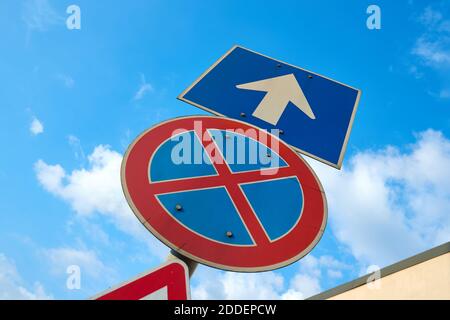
top-left (121, 116), bottom-right (327, 272)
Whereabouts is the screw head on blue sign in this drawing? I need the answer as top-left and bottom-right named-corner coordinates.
top-left (178, 45), bottom-right (362, 169)
top-left (121, 116), bottom-right (327, 272)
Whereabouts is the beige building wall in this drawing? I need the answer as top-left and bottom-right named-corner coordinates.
top-left (329, 252), bottom-right (450, 300)
top-left (309, 242), bottom-right (450, 300)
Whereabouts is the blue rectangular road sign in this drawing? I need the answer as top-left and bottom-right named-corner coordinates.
top-left (178, 45), bottom-right (361, 169)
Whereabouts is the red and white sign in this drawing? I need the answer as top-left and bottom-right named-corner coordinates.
top-left (94, 260), bottom-right (190, 300)
top-left (122, 116), bottom-right (327, 272)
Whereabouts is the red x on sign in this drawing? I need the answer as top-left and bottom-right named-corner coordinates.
top-left (122, 116), bottom-right (327, 272)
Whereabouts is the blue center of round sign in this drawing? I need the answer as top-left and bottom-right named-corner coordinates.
top-left (149, 129), bottom-right (304, 246)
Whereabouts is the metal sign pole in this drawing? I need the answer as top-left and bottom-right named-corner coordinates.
top-left (167, 250), bottom-right (198, 278)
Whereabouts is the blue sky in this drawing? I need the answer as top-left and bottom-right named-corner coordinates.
top-left (0, 0), bottom-right (449, 299)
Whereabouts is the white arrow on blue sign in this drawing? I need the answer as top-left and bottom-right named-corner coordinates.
top-left (178, 45), bottom-right (361, 169)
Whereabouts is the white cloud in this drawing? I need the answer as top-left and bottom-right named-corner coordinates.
top-left (309, 129), bottom-right (450, 267)
top-left (439, 88), bottom-right (450, 99)
top-left (68, 135), bottom-right (85, 162)
top-left (221, 272), bottom-right (284, 300)
top-left (0, 253), bottom-right (52, 299)
top-left (418, 6), bottom-right (443, 28)
top-left (41, 246), bottom-right (122, 295)
top-left (34, 145), bottom-right (167, 257)
top-left (133, 74), bottom-right (153, 100)
top-left (280, 289), bottom-right (304, 300)
top-left (408, 65), bottom-right (423, 79)
top-left (327, 269), bottom-right (343, 279)
top-left (35, 146), bottom-right (138, 230)
top-left (281, 255), bottom-right (348, 299)
top-left (43, 247), bottom-right (112, 279)
top-left (56, 74), bottom-right (75, 88)
top-left (30, 117), bottom-right (44, 135)
top-left (411, 5), bottom-right (450, 97)
top-left (22, 0), bottom-right (62, 32)
top-left (192, 268), bottom-right (284, 300)
top-left (67, 219), bottom-right (110, 246)
top-left (412, 35), bottom-right (450, 66)
top-left (192, 254), bottom-right (347, 300)
top-left (283, 274), bottom-right (321, 299)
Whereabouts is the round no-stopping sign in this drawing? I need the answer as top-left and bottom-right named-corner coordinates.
top-left (122, 116), bottom-right (327, 272)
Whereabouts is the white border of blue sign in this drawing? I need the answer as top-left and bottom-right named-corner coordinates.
top-left (178, 45), bottom-right (362, 169)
